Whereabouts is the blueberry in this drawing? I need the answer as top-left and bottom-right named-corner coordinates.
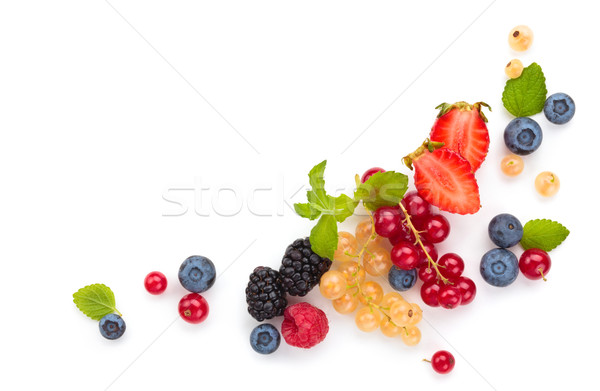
top-left (480, 248), bottom-right (519, 287)
top-left (504, 117), bottom-right (543, 155)
top-left (488, 213), bottom-right (523, 248)
top-left (250, 323), bottom-right (280, 354)
top-left (544, 93), bottom-right (575, 124)
top-left (178, 255), bottom-right (216, 293)
top-left (99, 314), bottom-right (126, 340)
top-left (388, 266), bottom-right (417, 291)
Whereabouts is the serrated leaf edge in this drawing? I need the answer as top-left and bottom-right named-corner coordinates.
top-left (520, 219), bottom-right (570, 252)
top-left (73, 283), bottom-right (120, 320)
top-left (502, 63), bottom-right (547, 117)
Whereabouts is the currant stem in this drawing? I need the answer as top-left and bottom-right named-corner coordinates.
top-left (349, 209), bottom-right (393, 320)
top-left (346, 209), bottom-right (402, 328)
top-left (423, 359), bottom-right (431, 363)
top-left (397, 202), bottom-right (451, 285)
top-left (539, 268), bottom-right (547, 282)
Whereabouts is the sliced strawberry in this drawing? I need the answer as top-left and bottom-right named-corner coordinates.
top-left (407, 147), bottom-right (480, 215)
top-left (430, 102), bottom-right (490, 172)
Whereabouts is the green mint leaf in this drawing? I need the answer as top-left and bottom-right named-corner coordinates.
top-left (294, 202), bottom-right (321, 220)
top-left (332, 194), bottom-right (359, 223)
top-left (296, 160), bottom-right (358, 222)
top-left (73, 284), bottom-right (121, 320)
top-left (309, 214), bottom-right (338, 260)
top-left (307, 190), bottom-right (334, 211)
top-left (354, 171), bottom-right (408, 211)
top-left (307, 160), bottom-right (328, 207)
top-left (520, 219), bottom-right (570, 252)
top-left (502, 62), bottom-right (547, 117)
top-left (295, 161), bottom-right (359, 259)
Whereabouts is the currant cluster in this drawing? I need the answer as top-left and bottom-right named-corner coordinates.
top-left (370, 184), bottom-right (477, 309)
top-left (320, 257), bottom-right (424, 345)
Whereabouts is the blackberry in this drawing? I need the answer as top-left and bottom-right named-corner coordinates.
top-left (279, 238), bottom-right (332, 296)
top-left (246, 266), bottom-right (287, 322)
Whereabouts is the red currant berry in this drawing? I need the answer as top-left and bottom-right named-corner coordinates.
top-left (412, 215), bottom-right (428, 231)
top-left (422, 214), bottom-right (450, 243)
top-left (361, 167), bottom-right (385, 183)
top-left (178, 293), bottom-right (209, 324)
top-left (373, 206), bottom-right (402, 238)
top-left (437, 253), bottom-right (464, 279)
top-left (418, 264), bottom-right (438, 283)
top-left (430, 350), bottom-right (455, 374)
top-left (144, 271), bottom-right (167, 295)
top-left (391, 241), bottom-right (420, 270)
top-left (402, 191), bottom-right (432, 218)
top-left (437, 285), bottom-right (462, 309)
top-left (420, 281), bottom-right (441, 307)
top-left (415, 239), bottom-right (438, 267)
top-left (519, 248), bottom-right (551, 280)
top-left (453, 276), bottom-right (476, 305)
top-left (388, 223), bottom-right (415, 246)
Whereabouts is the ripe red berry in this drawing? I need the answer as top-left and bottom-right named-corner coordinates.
top-left (410, 147), bottom-right (481, 214)
top-left (415, 239), bottom-right (438, 267)
top-left (429, 350), bottom-right (455, 374)
top-left (390, 241), bottom-right (420, 270)
top-left (453, 276), bottom-right (477, 305)
top-left (281, 302), bottom-right (329, 348)
top-left (388, 222), bottom-right (416, 245)
top-left (519, 248), bottom-right (551, 280)
top-left (422, 214), bottom-right (451, 243)
top-left (437, 285), bottom-right (462, 309)
top-left (144, 271), bottom-right (168, 295)
top-left (373, 206), bottom-right (402, 238)
top-left (418, 264), bottom-right (438, 283)
top-left (402, 190), bottom-right (432, 218)
top-left (178, 293), bottom-right (209, 324)
top-left (361, 167), bottom-right (385, 183)
top-left (411, 216), bottom-right (428, 231)
top-left (437, 253), bottom-right (464, 279)
top-left (420, 281), bottom-right (441, 307)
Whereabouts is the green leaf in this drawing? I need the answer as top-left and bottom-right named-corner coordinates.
top-left (332, 194), bottom-right (358, 223)
top-left (73, 284), bottom-right (121, 320)
top-left (307, 160), bottom-right (328, 208)
top-left (295, 160), bottom-right (358, 221)
top-left (520, 219), bottom-right (570, 252)
top-left (354, 171), bottom-right (408, 211)
top-left (502, 63), bottom-right (547, 117)
top-left (294, 161), bottom-right (359, 258)
top-left (333, 194), bottom-right (358, 223)
top-left (310, 215), bottom-right (338, 260)
top-left (294, 202), bottom-right (321, 220)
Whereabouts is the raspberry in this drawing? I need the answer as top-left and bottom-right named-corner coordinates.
top-left (281, 303), bottom-right (329, 349)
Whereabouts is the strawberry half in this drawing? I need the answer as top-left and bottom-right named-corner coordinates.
top-left (430, 101), bottom-right (490, 172)
top-left (403, 141), bottom-right (480, 215)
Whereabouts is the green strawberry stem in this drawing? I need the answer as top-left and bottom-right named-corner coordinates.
top-left (402, 139), bottom-right (445, 170)
top-left (435, 101), bottom-right (491, 122)
top-left (398, 202), bottom-right (451, 285)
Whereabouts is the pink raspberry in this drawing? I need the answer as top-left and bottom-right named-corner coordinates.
top-left (281, 302), bottom-right (329, 348)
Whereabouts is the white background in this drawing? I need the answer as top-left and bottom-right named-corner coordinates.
top-left (1, 1), bottom-right (598, 390)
